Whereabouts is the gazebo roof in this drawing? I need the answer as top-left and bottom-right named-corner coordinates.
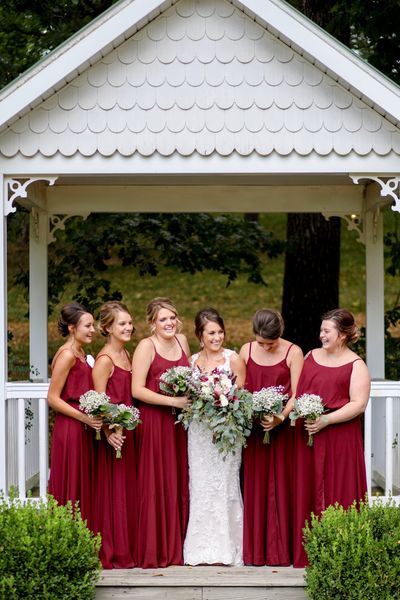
top-left (0, 0), bottom-right (400, 173)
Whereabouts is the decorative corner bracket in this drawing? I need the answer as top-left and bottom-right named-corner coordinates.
top-left (322, 212), bottom-right (365, 245)
top-left (350, 174), bottom-right (400, 213)
top-left (4, 176), bottom-right (58, 216)
top-left (48, 213), bottom-right (90, 244)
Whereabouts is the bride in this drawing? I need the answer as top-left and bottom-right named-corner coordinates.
top-left (183, 308), bottom-right (246, 566)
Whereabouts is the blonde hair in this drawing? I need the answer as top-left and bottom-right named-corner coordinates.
top-left (98, 301), bottom-right (133, 337)
top-left (146, 297), bottom-right (182, 333)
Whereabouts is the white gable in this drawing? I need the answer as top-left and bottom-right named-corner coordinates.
top-left (1, 0), bottom-right (399, 161)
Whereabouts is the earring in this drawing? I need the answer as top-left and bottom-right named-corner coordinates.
top-left (200, 341), bottom-right (204, 348)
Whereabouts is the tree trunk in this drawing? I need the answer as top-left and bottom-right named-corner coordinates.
top-left (282, 214), bottom-right (341, 353)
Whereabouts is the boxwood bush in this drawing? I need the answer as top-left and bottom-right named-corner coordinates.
top-left (0, 494), bottom-right (101, 599)
top-left (303, 498), bottom-right (400, 600)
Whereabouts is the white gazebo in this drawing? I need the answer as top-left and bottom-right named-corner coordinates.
top-left (0, 0), bottom-right (399, 501)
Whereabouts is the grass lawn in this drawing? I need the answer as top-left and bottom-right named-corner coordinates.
top-left (7, 212), bottom-right (400, 380)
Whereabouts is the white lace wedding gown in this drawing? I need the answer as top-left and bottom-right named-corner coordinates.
top-left (183, 349), bottom-right (243, 566)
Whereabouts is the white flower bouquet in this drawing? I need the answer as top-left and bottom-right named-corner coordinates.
top-left (289, 393), bottom-right (325, 447)
top-left (252, 385), bottom-right (288, 444)
top-left (103, 403), bottom-right (141, 458)
top-left (79, 390), bottom-right (111, 439)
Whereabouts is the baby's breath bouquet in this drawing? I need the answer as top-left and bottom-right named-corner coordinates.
top-left (252, 385), bottom-right (288, 444)
top-left (79, 390), bottom-right (111, 439)
top-left (103, 404), bottom-right (141, 458)
top-left (289, 393), bottom-right (325, 447)
top-left (178, 368), bottom-right (253, 457)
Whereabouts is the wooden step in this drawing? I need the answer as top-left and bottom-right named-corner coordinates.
top-left (96, 566), bottom-right (307, 599)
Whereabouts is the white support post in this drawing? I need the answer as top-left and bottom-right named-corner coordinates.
top-left (364, 204), bottom-right (385, 379)
top-left (29, 208), bottom-right (48, 382)
top-left (0, 176), bottom-right (8, 493)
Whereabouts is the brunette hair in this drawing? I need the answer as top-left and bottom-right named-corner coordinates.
top-left (194, 307), bottom-right (225, 342)
top-left (321, 308), bottom-right (360, 344)
top-left (98, 301), bottom-right (134, 337)
top-left (57, 302), bottom-right (90, 337)
top-left (146, 297), bottom-right (182, 332)
top-left (252, 308), bottom-right (284, 340)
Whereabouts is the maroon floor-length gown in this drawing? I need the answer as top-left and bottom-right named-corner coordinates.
top-left (48, 354), bottom-right (95, 526)
top-left (242, 343), bottom-right (294, 566)
top-left (92, 358), bottom-right (137, 568)
top-left (135, 340), bottom-right (189, 568)
top-left (293, 352), bottom-right (368, 567)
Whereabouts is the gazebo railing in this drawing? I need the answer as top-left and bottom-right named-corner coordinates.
top-left (1, 380), bottom-right (400, 504)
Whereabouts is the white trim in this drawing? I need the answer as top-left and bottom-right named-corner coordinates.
top-left (0, 176), bottom-right (6, 492)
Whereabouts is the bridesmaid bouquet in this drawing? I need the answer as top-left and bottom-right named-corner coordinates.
top-left (103, 404), bottom-right (141, 458)
top-left (79, 390), bottom-right (111, 439)
top-left (252, 386), bottom-right (288, 444)
top-left (159, 366), bottom-right (194, 396)
top-left (178, 368), bottom-right (253, 457)
top-left (289, 393), bottom-right (325, 447)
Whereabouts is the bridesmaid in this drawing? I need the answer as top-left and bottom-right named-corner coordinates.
top-left (91, 301), bottom-right (137, 569)
top-left (292, 309), bottom-right (370, 567)
top-left (48, 302), bottom-right (102, 525)
top-left (132, 297), bottom-right (191, 568)
top-left (240, 308), bottom-right (303, 566)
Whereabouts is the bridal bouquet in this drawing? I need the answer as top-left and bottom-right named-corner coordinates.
top-left (79, 390), bottom-right (111, 439)
top-left (178, 368), bottom-right (253, 457)
top-left (103, 403), bottom-right (141, 458)
top-left (289, 393), bottom-right (325, 447)
top-left (252, 386), bottom-right (288, 444)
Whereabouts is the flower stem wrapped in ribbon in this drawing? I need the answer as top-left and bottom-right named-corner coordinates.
top-left (252, 385), bottom-right (288, 444)
top-left (79, 390), bottom-right (111, 440)
top-left (289, 393), bottom-right (325, 447)
top-left (103, 404), bottom-right (141, 458)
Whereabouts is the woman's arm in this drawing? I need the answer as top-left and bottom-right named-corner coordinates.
top-left (283, 345), bottom-right (304, 416)
top-left (47, 351), bottom-right (102, 431)
top-left (305, 359), bottom-right (371, 434)
top-left (131, 338), bottom-right (190, 409)
top-left (230, 352), bottom-right (246, 388)
top-left (92, 354), bottom-right (125, 451)
top-left (238, 343), bottom-right (250, 365)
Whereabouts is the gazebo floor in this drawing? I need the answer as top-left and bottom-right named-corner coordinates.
top-left (96, 565), bottom-right (307, 599)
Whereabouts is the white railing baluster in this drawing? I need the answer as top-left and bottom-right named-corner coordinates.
top-left (385, 397), bottom-right (393, 497)
top-left (364, 399), bottom-right (372, 496)
top-left (39, 397), bottom-right (48, 498)
top-left (17, 398), bottom-right (26, 499)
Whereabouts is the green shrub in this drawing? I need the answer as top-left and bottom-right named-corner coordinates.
top-left (304, 499), bottom-right (400, 600)
top-left (0, 494), bottom-right (101, 599)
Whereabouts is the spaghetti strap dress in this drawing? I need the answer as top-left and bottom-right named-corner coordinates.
top-left (293, 352), bottom-right (367, 567)
top-left (242, 343), bottom-right (294, 566)
top-left (48, 355), bottom-right (95, 527)
top-left (135, 338), bottom-right (189, 568)
top-left (92, 355), bottom-right (137, 568)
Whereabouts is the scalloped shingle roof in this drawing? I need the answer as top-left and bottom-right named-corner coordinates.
top-left (1, 0), bottom-right (399, 158)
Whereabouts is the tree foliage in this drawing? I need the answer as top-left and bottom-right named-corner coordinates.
top-left (12, 212), bottom-right (285, 314)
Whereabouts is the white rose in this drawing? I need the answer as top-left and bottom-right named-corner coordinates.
top-left (220, 395), bottom-right (228, 407)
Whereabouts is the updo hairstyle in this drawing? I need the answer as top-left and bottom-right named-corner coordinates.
top-left (321, 308), bottom-right (360, 344)
top-left (98, 300), bottom-right (133, 337)
top-left (146, 297), bottom-right (182, 333)
top-left (57, 302), bottom-right (90, 337)
top-left (252, 308), bottom-right (284, 340)
top-left (194, 308), bottom-right (225, 342)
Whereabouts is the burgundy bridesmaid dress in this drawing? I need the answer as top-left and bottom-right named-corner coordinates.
top-left (242, 343), bottom-right (294, 566)
top-left (92, 358), bottom-right (137, 568)
top-left (135, 340), bottom-right (189, 568)
top-left (48, 355), bottom-right (95, 526)
top-left (293, 352), bottom-right (367, 567)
